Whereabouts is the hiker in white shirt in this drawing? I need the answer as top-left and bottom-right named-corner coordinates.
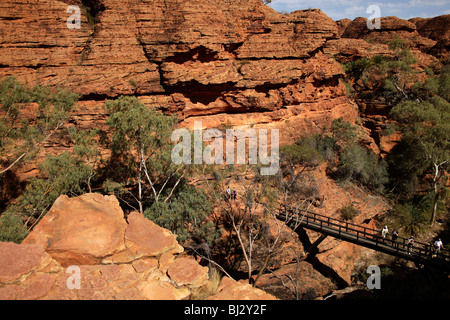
top-left (381, 226), bottom-right (389, 242)
top-left (433, 238), bottom-right (445, 256)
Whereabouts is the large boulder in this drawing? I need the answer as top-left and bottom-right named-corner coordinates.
top-left (22, 193), bottom-right (128, 266)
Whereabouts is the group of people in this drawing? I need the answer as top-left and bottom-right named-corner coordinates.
top-left (380, 225), bottom-right (445, 257)
top-left (226, 186), bottom-right (237, 200)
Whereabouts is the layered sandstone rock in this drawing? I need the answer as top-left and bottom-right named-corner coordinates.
top-left (0, 193), bottom-right (277, 300)
top-left (412, 14), bottom-right (450, 62)
top-left (339, 15), bottom-right (449, 62)
top-left (0, 0), bottom-right (443, 301)
top-left (341, 16), bottom-right (436, 53)
top-left (0, 0), bottom-right (357, 145)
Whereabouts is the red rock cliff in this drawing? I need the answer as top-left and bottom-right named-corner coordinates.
top-left (0, 0), bottom-right (358, 148)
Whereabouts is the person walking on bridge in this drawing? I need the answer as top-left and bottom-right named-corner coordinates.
top-left (407, 235), bottom-right (414, 255)
top-left (381, 226), bottom-right (389, 243)
top-left (433, 238), bottom-right (445, 257)
top-left (391, 229), bottom-right (399, 248)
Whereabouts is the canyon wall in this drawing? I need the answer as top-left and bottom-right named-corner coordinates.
top-left (0, 0), bottom-right (358, 147)
top-left (0, 1), bottom-right (447, 299)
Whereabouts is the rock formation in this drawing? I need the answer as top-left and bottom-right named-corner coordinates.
top-left (0, 0), bottom-right (358, 153)
top-left (340, 16), bottom-right (437, 53)
top-left (0, 0), bottom-right (447, 300)
top-left (0, 193), bottom-right (277, 300)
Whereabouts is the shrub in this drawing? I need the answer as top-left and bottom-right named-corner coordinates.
top-left (0, 77), bottom-right (79, 174)
top-left (0, 212), bottom-right (28, 243)
top-left (334, 144), bottom-right (388, 193)
top-left (298, 134), bottom-right (337, 161)
top-left (339, 203), bottom-right (359, 221)
top-left (279, 143), bottom-right (324, 168)
top-left (391, 199), bottom-right (430, 236)
top-left (5, 152), bottom-right (92, 229)
top-left (144, 184), bottom-right (221, 247)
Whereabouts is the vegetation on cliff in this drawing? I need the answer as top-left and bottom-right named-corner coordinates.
top-left (341, 37), bottom-right (449, 234)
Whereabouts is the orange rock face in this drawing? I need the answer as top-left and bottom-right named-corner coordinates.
top-left (0, 0), bottom-right (357, 147)
top-left (341, 16), bottom-right (436, 52)
top-left (413, 14), bottom-right (450, 62)
top-left (22, 193), bottom-right (128, 266)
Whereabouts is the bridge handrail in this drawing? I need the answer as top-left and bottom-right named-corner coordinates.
top-left (279, 208), bottom-right (450, 261)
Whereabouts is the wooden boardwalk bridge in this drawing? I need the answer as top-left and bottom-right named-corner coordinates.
top-left (277, 210), bottom-right (450, 271)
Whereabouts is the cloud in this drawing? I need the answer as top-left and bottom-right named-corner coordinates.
top-left (266, 0), bottom-right (450, 20)
top-left (408, 0), bottom-right (449, 6)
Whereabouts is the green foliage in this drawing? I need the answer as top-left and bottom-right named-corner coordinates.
top-left (343, 57), bottom-right (373, 80)
top-left (279, 143), bottom-right (323, 168)
top-left (389, 96), bottom-right (449, 184)
top-left (0, 77), bottom-right (83, 240)
top-left (388, 90), bottom-right (449, 224)
top-left (278, 118), bottom-right (387, 193)
top-left (343, 37), bottom-right (418, 101)
top-left (297, 133), bottom-right (337, 162)
top-left (438, 64), bottom-right (450, 101)
top-left (334, 144), bottom-right (389, 193)
top-left (339, 203), bottom-right (359, 221)
top-left (68, 127), bottom-right (102, 192)
top-left (105, 96), bottom-right (175, 161)
top-left (103, 95), bottom-right (189, 215)
top-left (408, 63), bottom-right (450, 102)
top-left (5, 152), bottom-right (92, 228)
top-left (279, 132), bottom-right (337, 170)
top-left (104, 95), bottom-right (219, 246)
top-left (390, 195), bottom-right (433, 236)
top-left (0, 212), bottom-right (28, 243)
top-left (144, 184), bottom-right (220, 247)
top-left (331, 117), bottom-right (360, 150)
top-left (0, 76), bottom-right (79, 173)
top-left (104, 96), bottom-right (177, 183)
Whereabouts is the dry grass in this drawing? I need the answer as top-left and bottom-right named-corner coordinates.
top-left (190, 267), bottom-right (223, 300)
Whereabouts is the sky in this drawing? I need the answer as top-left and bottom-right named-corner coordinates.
top-left (266, 0), bottom-right (450, 21)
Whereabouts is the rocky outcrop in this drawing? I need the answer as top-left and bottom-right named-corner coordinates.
top-left (0, 193), bottom-right (277, 300)
top-left (339, 15), bottom-right (448, 62)
top-left (341, 16), bottom-right (436, 53)
top-left (411, 15), bottom-right (450, 62)
top-left (257, 260), bottom-right (337, 300)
